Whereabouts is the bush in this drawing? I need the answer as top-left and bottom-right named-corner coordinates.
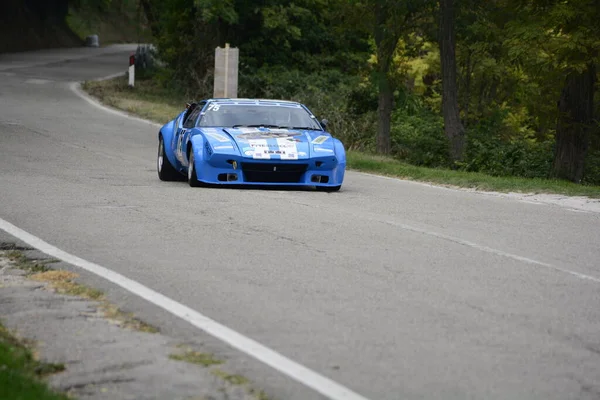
top-left (238, 66), bottom-right (377, 151)
top-left (461, 114), bottom-right (554, 179)
top-left (583, 149), bottom-right (600, 185)
top-left (390, 109), bottom-right (449, 167)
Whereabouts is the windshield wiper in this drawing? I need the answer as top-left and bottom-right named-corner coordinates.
top-left (232, 124), bottom-right (283, 128)
top-left (286, 126), bottom-right (322, 131)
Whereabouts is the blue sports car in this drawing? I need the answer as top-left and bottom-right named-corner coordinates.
top-left (157, 98), bottom-right (346, 191)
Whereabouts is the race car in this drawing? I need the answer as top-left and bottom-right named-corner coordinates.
top-left (157, 98), bottom-right (345, 191)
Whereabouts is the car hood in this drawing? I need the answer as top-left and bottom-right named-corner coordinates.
top-left (202, 127), bottom-right (334, 160)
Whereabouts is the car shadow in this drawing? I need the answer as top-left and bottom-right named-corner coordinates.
top-left (202, 183), bottom-right (317, 192)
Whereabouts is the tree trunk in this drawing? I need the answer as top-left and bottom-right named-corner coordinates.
top-left (139, 0), bottom-right (160, 38)
top-left (551, 63), bottom-right (596, 183)
top-left (377, 70), bottom-right (393, 154)
top-left (373, 2), bottom-right (401, 155)
top-left (462, 49), bottom-right (472, 129)
top-left (439, 0), bottom-right (465, 162)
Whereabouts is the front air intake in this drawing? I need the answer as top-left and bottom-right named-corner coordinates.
top-left (241, 163), bottom-right (308, 183)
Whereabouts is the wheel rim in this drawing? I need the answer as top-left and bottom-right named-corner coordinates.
top-left (157, 140), bottom-right (164, 173)
top-left (188, 152), bottom-right (194, 181)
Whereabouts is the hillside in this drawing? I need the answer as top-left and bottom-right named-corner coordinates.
top-left (0, 0), bottom-right (82, 53)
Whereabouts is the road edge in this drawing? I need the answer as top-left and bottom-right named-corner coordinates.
top-left (73, 75), bottom-right (600, 214)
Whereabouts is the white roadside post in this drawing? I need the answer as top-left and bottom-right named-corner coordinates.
top-left (213, 43), bottom-right (239, 98)
top-left (128, 54), bottom-right (135, 87)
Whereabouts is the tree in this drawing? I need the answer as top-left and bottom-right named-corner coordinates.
top-left (372, 2), bottom-right (406, 154)
top-left (546, 0), bottom-right (599, 182)
top-left (553, 64), bottom-right (596, 182)
top-left (505, 0), bottom-right (600, 182)
top-left (438, 0), bottom-right (465, 162)
top-left (345, 0), bottom-right (427, 154)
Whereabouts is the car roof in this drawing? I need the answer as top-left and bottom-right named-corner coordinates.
top-left (206, 98), bottom-right (303, 107)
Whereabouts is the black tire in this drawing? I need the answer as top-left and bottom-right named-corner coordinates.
top-left (316, 185), bottom-right (341, 192)
top-left (157, 136), bottom-right (183, 181)
top-left (187, 150), bottom-right (205, 187)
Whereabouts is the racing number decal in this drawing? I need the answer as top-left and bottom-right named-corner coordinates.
top-left (176, 129), bottom-right (186, 163)
top-left (206, 103), bottom-right (220, 112)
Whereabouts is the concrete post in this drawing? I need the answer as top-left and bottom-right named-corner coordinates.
top-left (213, 43), bottom-right (239, 98)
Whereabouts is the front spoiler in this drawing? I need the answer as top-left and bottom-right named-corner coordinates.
top-left (190, 155), bottom-right (345, 188)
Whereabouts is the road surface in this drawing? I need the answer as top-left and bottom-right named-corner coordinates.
top-left (1, 46), bottom-right (600, 400)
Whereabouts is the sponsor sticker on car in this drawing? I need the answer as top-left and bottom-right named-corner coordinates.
top-left (312, 135), bottom-right (329, 144)
top-left (205, 132), bottom-right (231, 142)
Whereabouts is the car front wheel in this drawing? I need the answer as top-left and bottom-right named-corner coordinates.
top-left (157, 136), bottom-right (183, 181)
top-left (187, 150), bottom-right (204, 187)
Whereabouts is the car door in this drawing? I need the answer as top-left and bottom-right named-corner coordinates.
top-left (175, 103), bottom-right (203, 164)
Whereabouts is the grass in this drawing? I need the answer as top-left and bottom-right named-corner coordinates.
top-left (211, 368), bottom-right (249, 385)
top-left (0, 323), bottom-right (68, 400)
top-left (4, 250), bottom-right (56, 274)
top-left (347, 151), bottom-right (600, 198)
top-left (100, 303), bottom-right (159, 334)
top-left (81, 75), bottom-right (600, 198)
top-left (2, 249), bottom-right (159, 334)
top-left (169, 347), bottom-right (273, 400)
top-left (82, 76), bottom-right (183, 124)
top-left (168, 350), bottom-right (223, 367)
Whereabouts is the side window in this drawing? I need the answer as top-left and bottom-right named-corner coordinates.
top-left (194, 101), bottom-right (209, 126)
top-left (183, 106), bottom-right (202, 128)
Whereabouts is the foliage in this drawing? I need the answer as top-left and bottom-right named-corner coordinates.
top-left (347, 151), bottom-right (600, 197)
top-left (81, 74), bottom-right (600, 196)
top-left (66, 0), bottom-right (151, 44)
top-left (239, 65), bottom-right (377, 152)
top-left (0, 323), bottom-right (68, 400)
top-left (462, 123), bottom-right (554, 179)
top-left (390, 106), bottom-right (448, 168)
top-left (129, 0), bottom-right (600, 187)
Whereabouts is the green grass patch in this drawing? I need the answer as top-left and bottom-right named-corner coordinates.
top-left (31, 270), bottom-right (104, 301)
top-left (4, 250), bottom-right (54, 274)
top-left (83, 76), bottom-right (183, 125)
top-left (0, 323), bottom-right (68, 400)
top-left (347, 152), bottom-right (600, 198)
top-left (169, 349), bottom-right (223, 367)
top-left (211, 368), bottom-right (249, 385)
top-left (3, 249), bottom-right (159, 334)
top-left (169, 346), bottom-right (273, 399)
top-left (81, 75), bottom-right (600, 198)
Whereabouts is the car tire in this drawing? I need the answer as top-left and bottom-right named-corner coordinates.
top-left (157, 136), bottom-right (183, 181)
top-left (316, 185), bottom-right (341, 192)
top-left (187, 150), bottom-right (205, 187)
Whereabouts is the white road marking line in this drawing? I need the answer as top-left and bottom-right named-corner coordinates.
top-left (66, 71), bottom-right (599, 356)
top-left (379, 218), bottom-right (600, 284)
top-left (518, 200), bottom-right (545, 205)
top-left (351, 171), bottom-right (600, 214)
top-left (25, 78), bottom-right (52, 84)
top-left (69, 80), bottom-right (162, 129)
top-left (0, 217), bottom-right (369, 400)
top-left (566, 208), bottom-right (590, 214)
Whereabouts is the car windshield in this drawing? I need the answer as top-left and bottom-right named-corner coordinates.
top-left (197, 104), bottom-right (322, 130)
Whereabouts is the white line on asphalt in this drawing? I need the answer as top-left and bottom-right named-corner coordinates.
top-left (0, 218), bottom-right (369, 400)
top-left (352, 171), bottom-right (600, 214)
top-left (70, 81), bottom-right (162, 129)
top-left (70, 83), bottom-right (600, 285)
top-left (380, 218), bottom-right (600, 284)
top-left (71, 76), bottom-right (600, 216)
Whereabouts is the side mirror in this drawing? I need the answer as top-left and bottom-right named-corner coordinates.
top-left (320, 119), bottom-right (329, 129)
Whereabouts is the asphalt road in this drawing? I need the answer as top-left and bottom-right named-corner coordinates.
top-left (1, 46), bottom-right (600, 400)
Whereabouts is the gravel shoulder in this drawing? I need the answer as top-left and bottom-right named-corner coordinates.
top-left (0, 234), bottom-right (269, 400)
